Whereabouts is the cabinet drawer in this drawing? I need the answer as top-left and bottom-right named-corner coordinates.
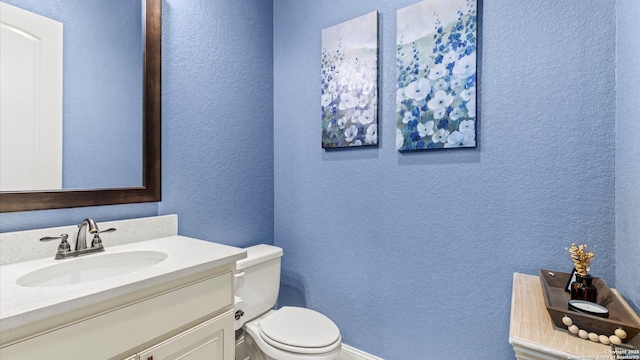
top-left (138, 310), bottom-right (234, 360)
top-left (1, 272), bottom-right (232, 360)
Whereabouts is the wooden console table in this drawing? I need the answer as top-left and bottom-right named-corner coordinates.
top-left (509, 273), bottom-right (640, 360)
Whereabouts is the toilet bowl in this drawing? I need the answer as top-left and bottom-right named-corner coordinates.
top-left (235, 245), bottom-right (342, 360)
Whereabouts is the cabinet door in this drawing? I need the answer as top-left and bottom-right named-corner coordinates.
top-left (138, 311), bottom-right (234, 360)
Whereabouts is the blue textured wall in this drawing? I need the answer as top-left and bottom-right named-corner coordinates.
top-left (274, 0), bottom-right (616, 358)
top-left (3, 0), bottom-right (143, 189)
top-left (157, 0), bottom-right (274, 248)
top-left (615, 0), bottom-right (640, 313)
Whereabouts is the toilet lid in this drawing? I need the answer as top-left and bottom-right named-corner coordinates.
top-left (259, 307), bottom-right (340, 349)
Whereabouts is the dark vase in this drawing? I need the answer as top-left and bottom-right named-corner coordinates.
top-left (570, 274), bottom-right (597, 302)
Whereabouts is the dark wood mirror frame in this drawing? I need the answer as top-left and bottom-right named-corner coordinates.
top-left (0, 0), bottom-right (161, 213)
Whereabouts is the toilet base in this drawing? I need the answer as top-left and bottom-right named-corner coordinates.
top-left (242, 330), bottom-right (342, 360)
top-left (244, 332), bottom-right (268, 360)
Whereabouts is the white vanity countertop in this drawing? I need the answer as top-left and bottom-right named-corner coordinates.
top-left (0, 236), bottom-right (246, 332)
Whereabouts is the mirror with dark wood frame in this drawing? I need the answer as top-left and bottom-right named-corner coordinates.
top-left (0, 0), bottom-right (161, 213)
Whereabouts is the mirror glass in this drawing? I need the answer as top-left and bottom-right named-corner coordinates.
top-left (0, 0), bottom-right (161, 212)
top-left (1, 0), bottom-right (143, 191)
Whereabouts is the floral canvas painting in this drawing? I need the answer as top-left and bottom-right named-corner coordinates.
top-left (322, 11), bottom-right (378, 148)
top-left (396, 0), bottom-right (477, 151)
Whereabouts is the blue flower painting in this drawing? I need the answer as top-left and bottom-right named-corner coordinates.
top-left (396, 0), bottom-right (477, 151)
top-left (322, 11), bottom-right (378, 148)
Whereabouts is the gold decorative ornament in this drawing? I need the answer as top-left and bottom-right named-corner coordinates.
top-left (567, 243), bottom-right (594, 277)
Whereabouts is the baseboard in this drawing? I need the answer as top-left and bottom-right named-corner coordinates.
top-left (340, 343), bottom-right (384, 360)
top-left (235, 335), bottom-right (383, 360)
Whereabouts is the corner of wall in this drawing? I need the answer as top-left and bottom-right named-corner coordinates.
top-left (614, 0), bottom-right (640, 313)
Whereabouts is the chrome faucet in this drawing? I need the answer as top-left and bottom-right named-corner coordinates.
top-left (75, 218), bottom-right (98, 251)
top-left (40, 218), bottom-right (116, 259)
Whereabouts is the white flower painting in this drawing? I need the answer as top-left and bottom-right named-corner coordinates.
top-left (322, 11), bottom-right (378, 148)
top-left (396, 0), bottom-right (477, 151)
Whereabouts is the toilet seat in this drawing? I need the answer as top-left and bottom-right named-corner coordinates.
top-left (260, 329), bottom-right (342, 355)
top-left (244, 307), bottom-right (342, 360)
top-left (259, 306), bottom-right (341, 352)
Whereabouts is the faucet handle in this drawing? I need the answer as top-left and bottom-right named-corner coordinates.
top-left (40, 234), bottom-right (71, 254)
top-left (40, 233), bottom-right (68, 242)
top-left (90, 228), bottom-right (116, 248)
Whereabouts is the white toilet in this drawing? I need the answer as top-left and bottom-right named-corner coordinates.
top-left (235, 244), bottom-right (342, 360)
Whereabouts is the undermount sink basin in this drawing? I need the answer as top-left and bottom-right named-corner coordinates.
top-left (16, 251), bottom-right (168, 287)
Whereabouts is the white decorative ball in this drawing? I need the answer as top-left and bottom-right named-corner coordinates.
top-left (562, 316), bottom-right (573, 326)
top-left (588, 332), bottom-right (599, 342)
top-left (614, 328), bottom-right (627, 339)
top-left (609, 335), bottom-right (622, 345)
top-left (599, 335), bottom-right (610, 344)
top-left (568, 325), bottom-right (579, 334)
top-left (578, 329), bottom-right (589, 339)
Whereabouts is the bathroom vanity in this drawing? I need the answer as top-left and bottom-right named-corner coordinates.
top-left (0, 216), bottom-right (246, 360)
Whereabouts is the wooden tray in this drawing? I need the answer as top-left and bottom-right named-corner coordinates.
top-left (538, 269), bottom-right (640, 342)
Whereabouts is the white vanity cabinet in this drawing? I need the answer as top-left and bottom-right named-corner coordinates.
top-left (137, 311), bottom-right (232, 360)
top-left (0, 266), bottom-right (236, 360)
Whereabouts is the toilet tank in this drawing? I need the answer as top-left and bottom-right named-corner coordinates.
top-left (236, 244), bottom-right (283, 324)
